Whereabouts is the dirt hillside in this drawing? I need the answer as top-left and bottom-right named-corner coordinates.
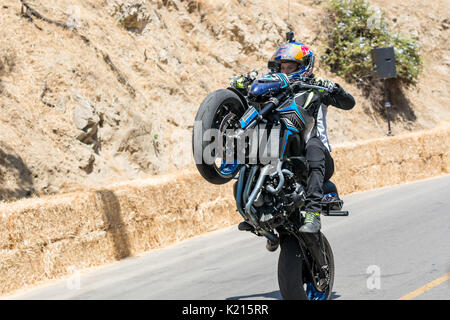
top-left (0, 0), bottom-right (449, 201)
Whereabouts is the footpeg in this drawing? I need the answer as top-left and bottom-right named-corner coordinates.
top-left (321, 194), bottom-right (348, 216)
top-left (238, 221), bottom-right (255, 231)
top-left (324, 210), bottom-right (349, 216)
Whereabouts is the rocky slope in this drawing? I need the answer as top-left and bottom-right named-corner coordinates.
top-left (0, 0), bottom-right (449, 201)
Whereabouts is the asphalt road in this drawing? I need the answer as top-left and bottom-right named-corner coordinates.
top-left (7, 175), bottom-right (450, 300)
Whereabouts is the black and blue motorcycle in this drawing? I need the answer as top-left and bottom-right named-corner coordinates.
top-left (192, 70), bottom-right (349, 300)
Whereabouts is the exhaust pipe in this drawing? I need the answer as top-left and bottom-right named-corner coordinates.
top-left (243, 165), bottom-right (260, 205)
top-left (235, 165), bottom-right (247, 221)
top-left (242, 163), bottom-right (293, 247)
top-left (266, 161), bottom-right (293, 194)
top-left (245, 164), bottom-right (273, 225)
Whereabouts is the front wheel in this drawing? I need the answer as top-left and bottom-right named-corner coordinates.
top-left (278, 233), bottom-right (335, 300)
top-left (192, 89), bottom-right (245, 185)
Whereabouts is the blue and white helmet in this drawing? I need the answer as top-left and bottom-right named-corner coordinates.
top-left (268, 42), bottom-right (315, 81)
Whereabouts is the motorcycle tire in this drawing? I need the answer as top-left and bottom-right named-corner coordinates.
top-left (192, 89), bottom-right (246, 185)
top-left (278, 233), bottom-right (335, 300)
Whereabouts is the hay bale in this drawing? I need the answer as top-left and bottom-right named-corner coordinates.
top-left (374, 135), bottom-right (422, 164)
top-left (418, 128), bottom-right (449, 158)
top-left (333, 141), bottom-right (379, 169)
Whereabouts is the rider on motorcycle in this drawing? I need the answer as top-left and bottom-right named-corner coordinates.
top-left (234, 42), bottom-right (355, 233)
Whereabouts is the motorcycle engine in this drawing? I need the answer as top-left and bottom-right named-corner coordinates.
top-left (255, 172), bottom-right (306, 230)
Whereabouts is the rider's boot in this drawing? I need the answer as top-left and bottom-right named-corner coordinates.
top-left (299, 211), bottom-right (321, 233)
top-left (238, 221), bottom-right (254, 232)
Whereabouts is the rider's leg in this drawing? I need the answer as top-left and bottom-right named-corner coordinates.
top-left (300, 137), bottom-right (334, 233)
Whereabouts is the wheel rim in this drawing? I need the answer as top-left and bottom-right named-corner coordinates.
top-left (303, 246), bottom-right (332, 300)
top-left (211, 103), bottom-right (242, 177)
top-left (306, 282), bottom-right (328, 300)
top-left (218, 159), bottom-right (240, 175)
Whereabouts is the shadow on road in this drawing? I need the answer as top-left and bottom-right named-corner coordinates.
top-left (330, 291), bottom-right (341, 300)
top-left (226, 290), bottom-right (341, 300)
top-left (96, 190), bottom-right (131, 260)
top-left (226, 290), bottom-right (282, 300)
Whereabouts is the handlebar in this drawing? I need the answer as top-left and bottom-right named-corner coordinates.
top-left (257, 80), bottom-right (329, 120)
top-left (258, 90), bottom-right (288, 120)
top-left (291, 80), bottom-right (330, 92)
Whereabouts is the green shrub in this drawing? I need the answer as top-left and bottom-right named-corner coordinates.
top-left (321, 0), bottom-right (421, 85)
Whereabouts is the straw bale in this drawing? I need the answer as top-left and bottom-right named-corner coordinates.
top-left (0, 192), bottom-right (105, 251)
top-left (102, 171), bottom-right (238, 252)
top-left (443, 153), bottom-right (450, 173)
top-left (398, 158), bottom-right (429, 181)
top-left (418, 128), bottom-right (450, 159)
top-left (0, 248), bottom-right (43, 294)
top-left (0, 230), bottom-right (113, 294)
top-left (421, 154), bottom-right (447, 177)
top-left (374, 135), bottom-right (422, 164)
top-left (38, 231), bottom-right (114, 276)
top-left (332, 141), bottom-right (379, 169)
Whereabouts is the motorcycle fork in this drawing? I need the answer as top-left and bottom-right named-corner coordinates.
top-left (302, 232), bottom-right (328, 269)
top-left (294, 232), bottom-right (329, 291)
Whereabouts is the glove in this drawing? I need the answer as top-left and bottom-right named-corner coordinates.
top-left (230, 75), bottom-right (246, 89)
top-left (230, 70), bottom-right (258, 89)
top-left (315, 77), bottom-right (339, 93)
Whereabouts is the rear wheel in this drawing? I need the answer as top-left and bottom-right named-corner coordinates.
top-left (278, 233), bottom-right (334, 300)
top-left (278, 235), bottom-right (307, 299)
top-left (304, 234), bottom-right (334, 300)
top-left (192, 89), bottom-right (245, 184)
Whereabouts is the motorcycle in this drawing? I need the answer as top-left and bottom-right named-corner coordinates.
top-left (192, 70), bottom-right (349, 300)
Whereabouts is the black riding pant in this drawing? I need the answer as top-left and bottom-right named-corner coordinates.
top-left (304, 136), bottom-right (334, 213)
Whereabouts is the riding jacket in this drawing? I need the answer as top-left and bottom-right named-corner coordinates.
top-left (305, 84), bottom-right (355, 152)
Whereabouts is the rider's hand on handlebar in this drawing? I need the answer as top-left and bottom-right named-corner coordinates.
top-left (230, 70), bottom-right (258, 89)
top-left (314, 78), bottom-right (339, 93)
top-left (230, 75), bottom-right (247, 89)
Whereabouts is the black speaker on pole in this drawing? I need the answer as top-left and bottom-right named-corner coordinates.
top-left (371, 47), bottom-right (397, 136)
top-left (371, 47), bottom-right (397, 79)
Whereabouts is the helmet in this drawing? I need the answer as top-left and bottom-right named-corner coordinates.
top-left (268, 42), bottom-right (315, 81)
